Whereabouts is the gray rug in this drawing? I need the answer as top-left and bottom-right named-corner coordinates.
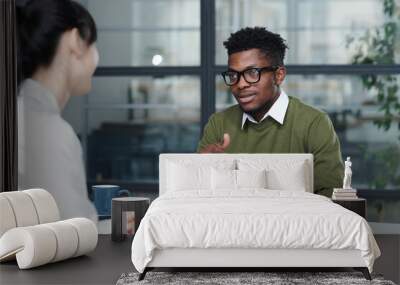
top-left (116, 271), bottom-right (396, 285)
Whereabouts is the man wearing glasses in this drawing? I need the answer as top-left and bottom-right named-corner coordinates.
top-left (197, 27), bottom-right (343, 197)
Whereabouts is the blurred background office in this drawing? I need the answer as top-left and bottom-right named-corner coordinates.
top-left (59, 0), bottom-right (399, 223)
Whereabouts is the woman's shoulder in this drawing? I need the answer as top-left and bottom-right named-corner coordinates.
top-left (19, 104), bottom-right (79, 150)
top-left (18, 79), bottom-right (60, 114)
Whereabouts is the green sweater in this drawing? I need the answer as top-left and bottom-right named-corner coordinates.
top-left (197, 96), bottom-right (344, 197)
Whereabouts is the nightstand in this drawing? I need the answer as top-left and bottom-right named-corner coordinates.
top-left (332, 198), bottom-right (366, 218)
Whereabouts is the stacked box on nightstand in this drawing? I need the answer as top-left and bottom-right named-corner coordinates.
top-left (332, 188), bottom-right (358, 200)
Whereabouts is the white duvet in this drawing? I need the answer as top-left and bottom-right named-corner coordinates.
top-left (131, 190), bottom-right (380, 273)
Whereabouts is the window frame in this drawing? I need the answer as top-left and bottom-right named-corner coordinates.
top-left (86, 0), bottom-right (400, 194)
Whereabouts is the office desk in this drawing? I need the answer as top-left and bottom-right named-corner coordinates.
top-left (0, 235), bottom-right (133, 285)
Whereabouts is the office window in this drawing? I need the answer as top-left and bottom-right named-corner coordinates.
top-left (215, 0), bottom-right (393, 65)
top-left (61, 0), bottom-right (399, 221)
top-left (86, 0), bottom-right (200, 66)
top-left (84, 76), bottom-right (200, 186)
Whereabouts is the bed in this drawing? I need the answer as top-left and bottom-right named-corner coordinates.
top-left (131, 154), bottom-right (380, 280)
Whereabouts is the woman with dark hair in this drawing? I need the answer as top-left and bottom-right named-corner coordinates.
top-left (17, 0), bottom-right (99, 222)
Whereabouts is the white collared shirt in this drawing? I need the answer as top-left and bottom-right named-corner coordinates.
top-left (241, 90), bottom-right (289, 129)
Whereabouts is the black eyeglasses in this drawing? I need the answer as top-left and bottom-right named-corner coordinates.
top-left (221, 66), bottom-right (279, 86)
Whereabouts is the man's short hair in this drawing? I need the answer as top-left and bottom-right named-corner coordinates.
top-left (223, 27), bottom-right (288, 66)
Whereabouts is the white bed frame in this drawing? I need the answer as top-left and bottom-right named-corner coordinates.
top-left (140, 154), bottom-right (370, 280)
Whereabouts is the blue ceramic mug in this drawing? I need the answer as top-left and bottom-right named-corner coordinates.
top-left (92, 185), bottom-right (129, 217)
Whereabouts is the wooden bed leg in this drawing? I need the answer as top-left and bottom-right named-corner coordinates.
top-left (354, 267), bottom-right (371, 280)
top-left (138, 268), bottom-right (148, 281)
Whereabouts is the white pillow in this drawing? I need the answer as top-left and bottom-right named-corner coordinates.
top-left (237, 169), bottom-right (267, 189)
top-left (167, 160), bottom-right (235, 192)
top-left (211, 168), bottom-right (236, 190)
top-left (237, 159), bottom-right (308, 191)
top-left (168, 163), bottom-right (210, 191)
top-left (211, 168), bottom-right (267, 190)
top-left (266, 167), bottom-right (307, 191)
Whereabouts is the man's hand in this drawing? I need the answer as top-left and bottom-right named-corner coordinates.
top-left (199, 133), bottom-right (230, 153)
